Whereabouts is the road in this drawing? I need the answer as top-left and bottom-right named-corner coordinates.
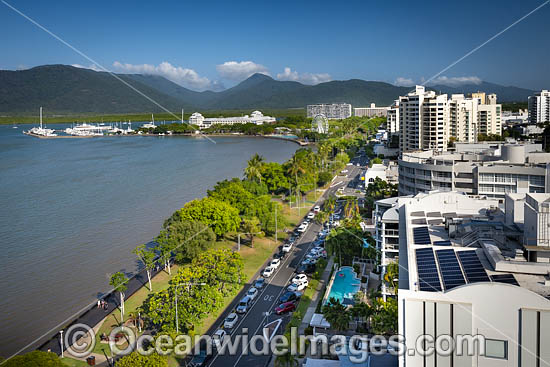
top-left (200, 151), bottom-right (369, 367)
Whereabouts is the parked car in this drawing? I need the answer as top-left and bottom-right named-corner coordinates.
top-left (279, 291), bottom-right (302, 303)
top-left (247, 287), bottom-right (259, 300)
top-left (282, 243), bottom-right (293, 252)
top-left (262, 266), bottom-right (275, 278)
top-left (275, 249), bottom-right (288, 259)
top-left (212, 329), bottom-right (227, 349)
top-left (301, 258), bottom-right (316, 266)
top-left (275, 301), bottom-right (297, 315)
top-left (292, 274), bottom-right (308, 284)
top-left (307, 212), bottom-right (315, 219)
top-left (236, 296), bottom-right (252, 314)
top-left (297, 225), bottom-right (306, 233)
top-left (254, 278), bottom-right (266, 289)
top-left (189, 345), bottom-right (212, 367)
top-left (288, 280), bottom-right (308, 292)
top-left (314, 205), bottom-right (321, 213)
top-left (296, 263), bottom-right (316, 274)
top-left (223, 313), bottom-right (238, 329)
top-left (270, 258), bottom-right (281, 269)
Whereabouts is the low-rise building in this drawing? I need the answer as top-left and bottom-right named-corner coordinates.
top-left (190, 110), bottom-right (276, 129)
top-left (398, 142), bottom-right (550, 203)
top-left (307, 103), bottom-right (352, 120)
top-left (354, 103), bottom-right (389, 118)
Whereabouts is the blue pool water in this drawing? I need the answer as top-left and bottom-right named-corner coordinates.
top-left (325, 266), bottom-right (361, 305)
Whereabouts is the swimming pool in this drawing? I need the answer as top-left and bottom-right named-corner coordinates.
top-left (324, 266), bottom-right (361, 305)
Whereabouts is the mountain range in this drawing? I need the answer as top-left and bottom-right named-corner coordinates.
top-left (0, 65), bottom-right (535, 115)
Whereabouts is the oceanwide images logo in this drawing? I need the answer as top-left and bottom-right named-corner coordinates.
top-left (68, 324), bottom-right (486, 361)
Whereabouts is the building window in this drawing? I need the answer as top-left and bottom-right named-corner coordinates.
top-left (484, 339), bottom-right (508, 360)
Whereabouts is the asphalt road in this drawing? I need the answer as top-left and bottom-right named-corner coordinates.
top-left (201, 151), bottom-right (369, 367)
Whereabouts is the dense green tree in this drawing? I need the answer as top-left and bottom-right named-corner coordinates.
top-left (317, 171), bottom-right (333, 186)
top-left (207, 178), bottom-right (256, 217)
top-left (134, 244), bottom-right (156, 291)
top-left (163, 220), bottom-right (216, 264)
top-left (260, 162), bottom-right (290, 193)
top-left (384, 262), bottom-right (399, 295)
top-left (325, 226), bottom-right (365, 265)
top-left (173, 197), bottom-right (240, 237)
top-left (370, 297), bottom-right (398, 335)
top-left (155, 230), bottom-right (174, 275)
top-left (241, 216), bottom-right (261, 247)
top-left (2, 351), bottom-right (64, 367)
top-left (115, 351), bottom-right (168, 367)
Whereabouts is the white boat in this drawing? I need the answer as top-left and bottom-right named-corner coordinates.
top-left (25, 107), bottom-right (57, 137)
top-left (141, 114), bottom-right (157, 129)
top-left (65, 123), bottom-right (106, 136)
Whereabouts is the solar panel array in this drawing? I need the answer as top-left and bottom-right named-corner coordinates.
top-left (413, 226), bottom-right (431, 245)
top-left (457, 251), bottom-right (490, 283)
top-left (435, 249), bottom-right (466, 290)
top-left (490, 274), bottom-right (520, 286)
top-left (415, 248), bottom-right (442, 291)
top-left (433, 240), bottom-right (452, 246)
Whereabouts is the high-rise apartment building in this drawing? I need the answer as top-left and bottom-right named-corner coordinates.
top-left (478, 103), bottom-right (502, 136)
top-left (386, 100), bottom-right (399, 134)
top-left (448, 94), bottom-right (478, 143)
top-left (528, 90), bottom-right (550, 124)
top-left (399, 86), bottom-right (449, 152)
top-left (306, 103), bottom-right (352, 119)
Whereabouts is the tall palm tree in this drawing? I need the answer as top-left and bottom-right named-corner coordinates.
top-left (322, 297), bottom-right (351, 331)
top-left (244, 153), bottom-right (264, 182)
top-left (344, 197), bottom-right (359, 218)
top-left (286, 155), bottom-right (305, 205)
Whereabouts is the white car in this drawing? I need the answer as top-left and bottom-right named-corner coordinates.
top-left (297, 225), bottom-right (307, 233)
top-left (341, 169), bottom-right (348, 173)
top-left (262, 266), bottom-right (275, 278)
top-left (270, 258), bottom-right (281, 269)
top-left (282, 243), bottom-right (293, 252)
top-left (346, 163), bottom-right (353, 166)
top-left (301, 221), bottom-right (309, 228)
top-left (314, 205), bottom-right (320, 213)
top-left (288, 280), bottom-right (308, 292)
top-left (292, 274), bottom-right (308, 285)
top-left (307, 212), bottom-right (315, 219)
top-left (247, 287), bottom-right (259, 300)
top-left (224, 313), bottom-right (238, 329)
top-left (212, 329), bottom-right (227, 349)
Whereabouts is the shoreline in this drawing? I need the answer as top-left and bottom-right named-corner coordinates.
top-left (22, 130), bottom-right (310, 146)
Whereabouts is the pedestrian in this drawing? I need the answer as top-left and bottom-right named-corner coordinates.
top-left (97, 300), bottom-right (101, 309)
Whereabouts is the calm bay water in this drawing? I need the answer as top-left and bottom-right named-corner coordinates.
top-left (0, 125), bottom-right (298, 358)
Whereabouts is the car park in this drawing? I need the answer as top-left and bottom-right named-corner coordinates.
top-left (270, 258), bottom-right (281, 269)
top-left (275, 301), bottom-right (296, 315)
top-left (282, 243), bottom-right (293, 252)
top-left (236, 296), bottom-right (252, 314)
top-left (279, 291), bottom-right (302, 303)
top-left (223, 313), bottom-right (238, 329)
top-left (254, 278), bottom-right (266, 289)
top-left (262, 266), bottom-right (275, 277)
top-left (247, 287), bottom-right (259, 300)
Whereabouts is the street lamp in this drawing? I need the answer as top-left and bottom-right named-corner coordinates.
top-left (175, 282), bottom-right (206, 334)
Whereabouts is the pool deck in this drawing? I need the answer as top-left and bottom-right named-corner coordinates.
top-left (322, 265), bottom-right (361, 306)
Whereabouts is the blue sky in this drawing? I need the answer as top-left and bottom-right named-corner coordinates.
top-left (1, 0), bottom-right (549, 91)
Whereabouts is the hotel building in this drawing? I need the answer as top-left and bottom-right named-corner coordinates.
top-left (189, 111), bottom-right (276, 129)
top-left (307, 103), bottom-right (352, 120)
top-left (528, 90), bottom-right (550, 124)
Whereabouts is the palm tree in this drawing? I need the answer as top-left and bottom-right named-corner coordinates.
top-left (344, 197), bottom-right (359, 218)
top-left (245, 153), bottom-right (264, 182)
top-left (275, 349), bottom-right (299, 367)
top-left (322, 297), bottom-right (351, 331)
top-left (286, 155), bottom-right (305, 206)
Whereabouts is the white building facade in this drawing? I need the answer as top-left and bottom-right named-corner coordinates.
top-left (189, 110), bottom-right (276, 129)
top-left (354, 103), bottom-right (389, 118)
top-left (528, 90), bottom-right (550, 124)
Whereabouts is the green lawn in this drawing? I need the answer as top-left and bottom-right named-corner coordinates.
top-left (61, 357), bottom-right (89, 367)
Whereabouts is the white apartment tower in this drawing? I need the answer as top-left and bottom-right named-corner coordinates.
top-left (399, 86), bottom-right (449, 152)
top-left (448, 94), bottom-right (478, 143)
top-left (306, 103), bottom-right (352, 120)
top-left (478, 103), bottom-right (502, 136)
top-left (386, 100), bottom-right (399, 134)
top-left (528, 90), bottom-right (550, 124)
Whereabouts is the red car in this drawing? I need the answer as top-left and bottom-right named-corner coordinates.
top-left (275, 301), bottom-right (296, 315)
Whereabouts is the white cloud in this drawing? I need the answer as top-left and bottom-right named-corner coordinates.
top-left (216, 61), bottom-right (270, 81)
top-left (112, 61), bottom-right (222, 91)
top-left (276, 67), bottom-right (331, 85)
top-left (394, 77), bottom-right (414, 87)
top-left (428, 76), bottom-right (482, 87)
top-left (72, 63), bottom-right (103, 72)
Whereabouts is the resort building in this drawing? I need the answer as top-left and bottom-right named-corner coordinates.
top-left (478, 103), bottom-right (502, 136)
top-left (398, 142), bottom-right (550, 202)
top-left (189, 110), bottom-right (276, 129)
top-left (354, 103), bottom-right (389, 118)
top-left (528, 89), bottom-right (550, 124)
top-left (396, 190), bottom-right (550, 367)
top-left (448, 94), bottom-right (478, 144)
top-left (307, 103), bottom-right (352, 120)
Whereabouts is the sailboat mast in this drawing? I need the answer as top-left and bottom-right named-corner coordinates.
top-left (181, 109), bottom-right (184, 124)
top-left (40, 107), bottom-right (43, 129)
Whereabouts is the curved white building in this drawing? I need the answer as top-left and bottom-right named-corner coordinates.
top-left (189, 111), bottom-right (276, 129)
